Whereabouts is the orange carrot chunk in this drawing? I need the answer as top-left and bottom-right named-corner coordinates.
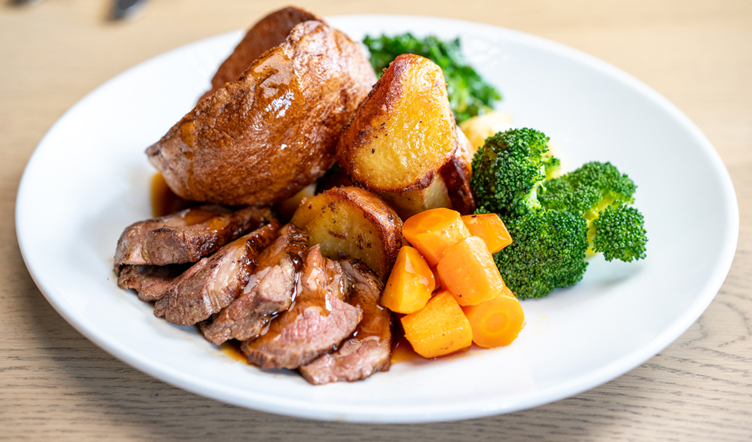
top-left (401, 291), bottom-right (473, 358)
top-left (380, 246), bottom-right (435, 314)
top-left (463, 295), bottom-right (525, 348)
top-left (499, 283), bottom-right (516, 299)
top-left (431, 266), bottom-right (442, 292)
top-left (437, 236), bottom-right (507, 306)
top-left (461, 213), bottom-right (513, 254)
top-left (402, 208), bottom-right (470, 266)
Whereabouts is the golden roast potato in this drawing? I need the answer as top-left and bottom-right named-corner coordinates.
top-left (146, 20), bottom-right (376, 206)
top-left (380, 126), bottom-right (476, 218)
top-left (378, 177), bottom-right (452, 220)
top-left (335, 54), bottom-right (458, 193)
top-left (314, 164), bottom-right (452, 220)
top-left (291, 187), bottom-right (403, 281)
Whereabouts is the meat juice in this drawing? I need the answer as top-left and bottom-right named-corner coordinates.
top-left (219, 341), bottom-right (247, 363)
top-left (151, 172), bottom-right (193, 217)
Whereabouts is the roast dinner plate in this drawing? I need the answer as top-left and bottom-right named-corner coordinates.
top-left (16, 15), bottom-right (738, 423)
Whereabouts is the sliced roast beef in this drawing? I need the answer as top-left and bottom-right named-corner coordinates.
top-left (199, 224), bottom-right (308, 344)
top-left (153, 222), bottom-right (279, 325)
top-left (114, 205), bottom-right (273, 270)
top-left (116, 264), bottom-right (189, 302)
top-left (300, 260), bottom-right (392, 384)
top-left (241, 245), bottom-right (362, 369)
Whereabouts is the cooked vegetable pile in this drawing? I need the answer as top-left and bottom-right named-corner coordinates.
top-left (363, 33), bottom-right (501, 123)
top-left (124, 4), bottom-right (651, 373)
top-left (383, 208), bottom-right (524, 357)
top-left (471, 128), bottom-right (648, 299)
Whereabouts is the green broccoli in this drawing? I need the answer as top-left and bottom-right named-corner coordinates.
top-left (470, 128), bottom-right (648, 299)
top-left (494, 210), bottom-right (589, 299)
top-left (541, 161), bottom-right (636, 216)
top-left (591, 204), bottom-right (647, 262)
top-left (362, 33), bottom-right (501, 123)
top-left (539, 162), bottom-right (646, 261)
top-left (536, 176), bottom-right (601, 216)
top-left (470, 128), bottom-right (557, 217)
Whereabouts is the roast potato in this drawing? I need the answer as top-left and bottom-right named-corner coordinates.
top-left (291, 187), bottom-right (403, 281)
top-left (383, 126), bottom-right (477, 217)
top-left (439, 126), bottom-right (476, 214)
top-left (199, 6), bottom-right (321, 102)
top-left (146, 21), bottom-right (376, 206)
top-left (379, 177), bottom-right (452, 220)
top-left (274, 183), bottom-right (316, 223)
top-left (315, 164), bottom-right (452, 220)
top-left (336, 54), bottom-right (458, 193)
top-left (458, 110), bottom-right (513, 150)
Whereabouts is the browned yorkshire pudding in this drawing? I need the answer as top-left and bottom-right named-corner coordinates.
top-left (199, 6), bottom-right (321, 101)
top-left (146, 20), bottom-right (376, 206)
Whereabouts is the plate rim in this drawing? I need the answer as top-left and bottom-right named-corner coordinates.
top-left (15, 14), bottom-right (740, 423)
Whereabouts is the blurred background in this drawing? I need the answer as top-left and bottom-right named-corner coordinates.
top-left (1, 1), bottom-right (750, 441)
top-left (2, 0), bottom-right (749, 182)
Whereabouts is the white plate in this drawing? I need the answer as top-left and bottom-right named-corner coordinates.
top-left (16, 15), bottom-right (738, 423)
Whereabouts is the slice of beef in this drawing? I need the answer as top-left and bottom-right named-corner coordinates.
top-left (299, 260), bottom-right (392, 384)
top-left (199, 224), bottom-right (308, 344)
top-left (116, 264), bottom-right (189, 302)
top-left (153, 222), bottom-right (279, 325)
top-left (114, 205), bottom-right (273, 270)
top-left (249, 224), bottom-right (308, 310)
top-left (196, 263), bottom-right (294, 345)
top-left (241, 245), bottom-right (362, 369)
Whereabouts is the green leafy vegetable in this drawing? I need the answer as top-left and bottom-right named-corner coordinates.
top-left (363, 33), bottom-right (501, 123)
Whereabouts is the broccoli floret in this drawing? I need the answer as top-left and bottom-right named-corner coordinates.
top-left (470, 128), bottom-right (552, 217)
top-left (538, 177), bottom-right (601, 216)
top-left (472, 129), bottom-right (648, 299)
top-left (539, 161), bottom-right (646, 257)
top-left (540, 161), bottom-right (636, 216)
top-left (564, 161), bottom-right (637, 203)
top-left (362, 33), bottom-right (501, 122)
top-left (495, 210), bottom-right (589, 299)
top-left (591, 204), bottom-right (647, 262)
top-left (543, 154), bottom-right (562, 179)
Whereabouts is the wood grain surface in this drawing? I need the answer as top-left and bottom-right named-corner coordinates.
top-left (1, 0), bottom-right (750, 440)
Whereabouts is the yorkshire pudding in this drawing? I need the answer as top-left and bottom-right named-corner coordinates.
top-left (146, 20), bottom-right (376, 206)
top-left (199, 6), bottom-right (321, 101)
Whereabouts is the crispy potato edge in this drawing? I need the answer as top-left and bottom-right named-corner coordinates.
top-left (440, 127), bottom-right (476, 214)
top-left (291, 186), bottom-right (403, 281)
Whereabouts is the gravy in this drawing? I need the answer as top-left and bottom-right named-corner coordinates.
top-left (151, 172), bottom-right (193, 217)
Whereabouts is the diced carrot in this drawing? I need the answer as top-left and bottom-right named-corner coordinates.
top-left (437, 236), bottom-right (507, 306)
top-left (402, 208), bottom-right (470, 266)
top-left (401, 291), bottom-right (473, 358)
top-left (462, 294), bottom-right (524, 348)
top-left (499, 283), bottom-right (515, 299)
top-left (430, 266), bottom-right (442, 292)
top-left (461, 213), bottom-right (513, 254)
top-left (380, 246), bottom-right (435, 314)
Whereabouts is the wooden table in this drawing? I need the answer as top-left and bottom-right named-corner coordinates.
top-left (2, 0), bottom-right (750, 440)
